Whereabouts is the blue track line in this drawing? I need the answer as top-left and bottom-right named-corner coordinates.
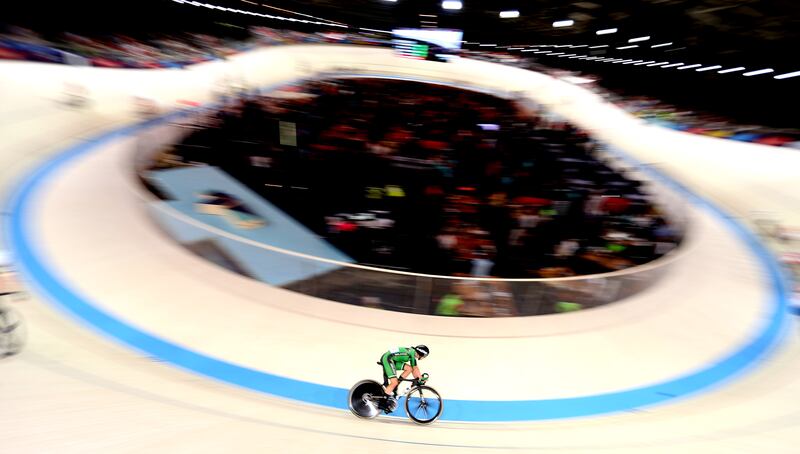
top-left (3, 78), bottom-right (791, 421)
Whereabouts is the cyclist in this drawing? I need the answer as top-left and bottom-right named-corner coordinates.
top-left (379, 345), bottom-right (429, 411)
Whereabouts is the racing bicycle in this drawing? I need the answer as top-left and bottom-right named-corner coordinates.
top-left (348, 375), bottom-right (443, 424)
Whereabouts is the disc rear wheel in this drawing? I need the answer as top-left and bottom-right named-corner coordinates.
top-left (348, 380), bottom-right (384, 419)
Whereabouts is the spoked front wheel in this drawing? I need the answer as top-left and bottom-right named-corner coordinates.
top-left (404, 385), bottom-right (443, 424)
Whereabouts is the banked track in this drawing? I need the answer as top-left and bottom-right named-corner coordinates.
top-left (0, 46), bottom-right (796, 447)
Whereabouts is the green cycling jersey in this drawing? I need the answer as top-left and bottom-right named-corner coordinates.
top-left (380, 347), bottom-right (417, 382)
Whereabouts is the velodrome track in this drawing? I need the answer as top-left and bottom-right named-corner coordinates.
top-left (1, 45), bottom-right (800, 452)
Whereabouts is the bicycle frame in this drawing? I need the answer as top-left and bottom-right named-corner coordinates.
top-left (348, 375), bottom-right (442, 424)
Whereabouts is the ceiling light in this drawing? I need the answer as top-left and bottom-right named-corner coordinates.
top-left (661, 63), bottom-right (684, 68)
top-left (419, 14), bottom-right (437, 17)
top-left (651, 42), bottom-right (673, 48)
top-left (742, 68), bottom-right (774, 76)
top-left (442, 1), bottom-right (462, 10)
top-left (628, 36), bottom-right (650, 43)
top-left (553, 20), bottom-right (575, 27)
top-left (500, 10), bottom-right (520, 18)
top-left (623, 60), bottom-right (644, 65)
top-left (570, 44), bottom-right (588, 48)
top-left (634, 60), bottom-right (656, 66)
top-left (617, 45), bottom-right (638, 50)
top-left (596, 28), bottom-right (618, 35)
top-left (717, 67), bottom-right (745, 74)
top-left (695, 65), bottom-right (722, 72)
top-left (558, 53), bottom-right (577, 57)
top-left (589, 45), bottom-right (608, 48)
top-left (647, 61), bottom-right (670, 67)
top-left (775, 70), bottom-right (800, 80)
top-left (478, 44), bottom-right (497, 47)
top-left (549, 52), bottom-right (565, 55)
top-left (677, 64), bottom-right (702, 70)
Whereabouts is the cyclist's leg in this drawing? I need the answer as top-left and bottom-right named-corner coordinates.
top-left (381, 353), bottom-right (399, 394)
top-left (399, 363), bottom-right (413, 379)
top-left (384, 364), bottom-right (411, 395)
top-left (385, 377), bottom-right (399, 396)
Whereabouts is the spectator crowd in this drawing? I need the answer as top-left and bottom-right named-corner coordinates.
top-left (152, 78), bottom-right (681, 283)
top-left (4, 23), bottom-right (795, 148)
top-left (0, 25), bottom-right (388, 69)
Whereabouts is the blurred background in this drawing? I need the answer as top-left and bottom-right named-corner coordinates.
top-left (4, 0), bottom-right (800, 128)
top-left (1, 0), bottom-right (799, 450)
